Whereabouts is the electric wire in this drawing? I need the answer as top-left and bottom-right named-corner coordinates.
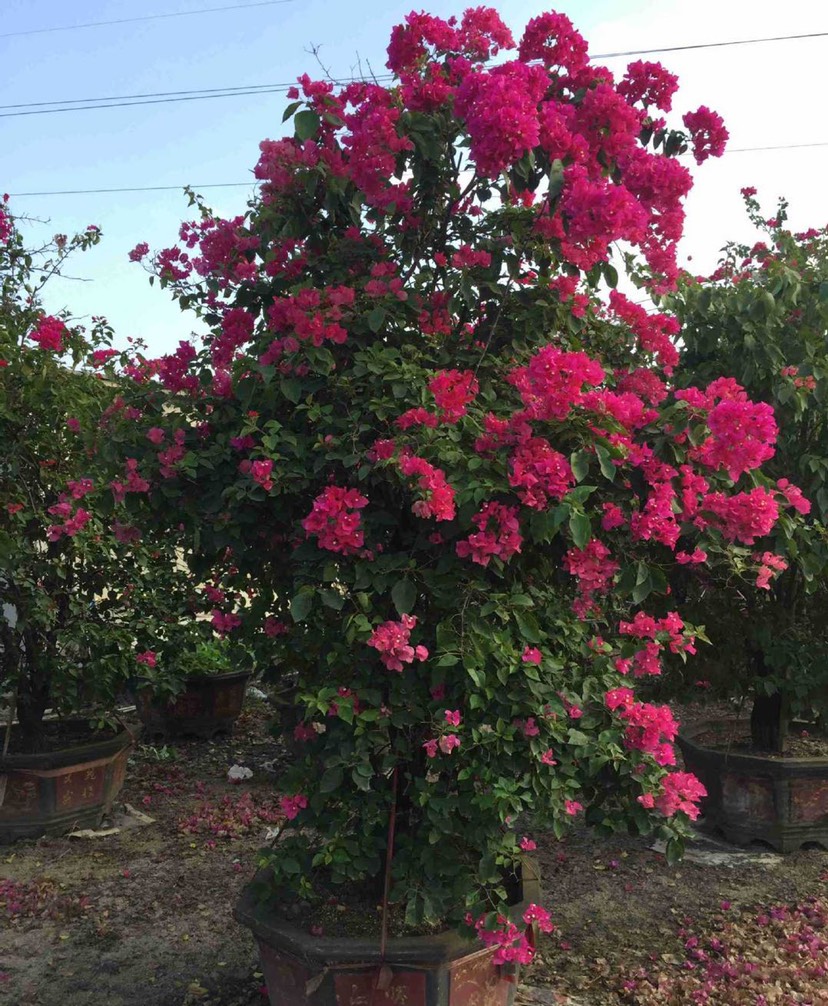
top-left (10, 139), bottom-right (828, 198)
top-left (2, 28), bottom-right (827, 117)
top-left (0, 0), bottom-right (299, 40)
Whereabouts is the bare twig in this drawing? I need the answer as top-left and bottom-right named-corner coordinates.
top-left (306, 44), bottom-right (336, 83)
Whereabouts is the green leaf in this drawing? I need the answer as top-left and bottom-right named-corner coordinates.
top-left (320, 766), bottom-right (344, 792)
top-left (595, 446), bottom-right (616, 482)
top-left (367, 307), bottom-right (386, 333)
top-left (392, 579), bottom-right (417, 616)
top-left (547, 159), bottom-right (565, 200)
top-left (320, 589), bottom-right (345, 611)
top-left (510, 594), bottom-right (534, 608)
top-left (281, 100), bottom-right (302, 122)
top-left (566, 484), bottom-right (597, 505)
top-left (570, 450), bottom-right (590, 483)
top-left (602, 262), bottom-right (618, 289)
top-left (515, 611), bottom-right (542, 644)
top-left (466, 665), bottom-right (485, 687)
top-left (280, 378), bottom-right (302, 404)
top-left (648, 566), bottom-right (668, 596)
top-left (665, 837), bottom-right (684, 865)
top-left (290, 591), bottom-right (314, 622)
top-left (529, 508), bottom-right (566, 543)
top-left (631, 573), bottom-right (652, 604)
top-left (568, 512), bottom-right (591, 549)
top-left (294, 109), bottom-right (320, 141)
top-left (351, 766), bottom-right (372, 791)
top-left (437, 653), bottom-right (460, 667)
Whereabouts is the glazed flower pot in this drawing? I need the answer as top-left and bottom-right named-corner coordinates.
top-left (0, 722), bottom-right (137, 843)
top-left (235, 862), bottom-right (541, 1006)
top-left (135, 669), bottom-right (252, 740)
top-left (677, 718), bottom-right (828, 852)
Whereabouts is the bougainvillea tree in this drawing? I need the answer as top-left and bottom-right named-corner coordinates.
top-left (0, 200), bottom-right (199, 751)
top-left (111, 8), bottom-right (799, 953)
top-left (669, 193), bottom-right (828, 750)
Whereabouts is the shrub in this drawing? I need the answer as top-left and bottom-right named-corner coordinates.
top-left (669, 192), bottom-right (828, 748)
top-left (109, 7), bottom-right (798, 954)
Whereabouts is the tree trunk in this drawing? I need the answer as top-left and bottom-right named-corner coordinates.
top-left (15, 676), bottom-right (49, 753)
top-left (749, 644), bottom-right (788, 753)
top-left (750, 690), bottom-right (788, 753)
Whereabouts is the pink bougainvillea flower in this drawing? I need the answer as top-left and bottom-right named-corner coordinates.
top-left (279, 794), bottom-right (308, 820)
top-left (521, 646), bottom-right (542, 664)
top-left (29, 315), bottom-right (68, 353)
top-left (438, 733), bottom-right (461, 755)
top-left (302, 486), bottom-right (368, 554)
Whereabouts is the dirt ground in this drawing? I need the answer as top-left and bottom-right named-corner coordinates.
top-left (2, 695), bottom-right (827, 1006)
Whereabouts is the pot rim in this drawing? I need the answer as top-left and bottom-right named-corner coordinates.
top-left (0, 720), bottom-right (139, 771)
top-left (135, 668), bottom-right (253, 694)
top-left (678, 717), bottom-right (828, 772)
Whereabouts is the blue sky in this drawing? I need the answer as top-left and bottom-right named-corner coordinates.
top-left (3, 0), bottom-right (826, 356)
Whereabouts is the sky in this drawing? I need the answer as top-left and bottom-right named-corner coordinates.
top-left (2, 0), bottom-right (827, 357)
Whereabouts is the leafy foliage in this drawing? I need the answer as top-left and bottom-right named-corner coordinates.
top-left (0, 205), bottom-right (206, 749)
top-left (669, 192), bottom-right (828, 740)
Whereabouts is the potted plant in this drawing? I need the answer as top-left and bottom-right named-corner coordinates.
top-left (0, 203), bottom-right (149, 840)
top-left (134, 631), bottom-right (254, 739)
top-left (111, 7), bottom-right (803, 1000)
top-left (669, 193), bottom-right (828, 850)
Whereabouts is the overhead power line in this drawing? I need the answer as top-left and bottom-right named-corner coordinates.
top-left (7, 183), bottom-right (257, 197)
top-left (2, 28), bottom-right (827, 117)
top-left (592, 29), bottom-right (828, 59)
top-left (0, 87), bottom-right (303, 118)
top-left (10, 140), bottom-right (828, 199)
top-left (0, 76), bottom-right (396, 119)
top-left (0, 0), bottom-right (298, 39)
top-left (727, 140), bottom-right (828, 153)
top-left (0, 82), bottom-right (313, 111)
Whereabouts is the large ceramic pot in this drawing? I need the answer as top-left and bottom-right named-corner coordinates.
top-left (136, 669), bottom-right (251, 740)
top-left (0, 723), bottom-right (137, 843)
top-left (235, 861), bottom-right (541, 1006)
top-left (677, 718), bottom-right (828, 852)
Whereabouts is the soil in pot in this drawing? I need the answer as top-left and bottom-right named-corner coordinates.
top-left (2, 719), bottom-right (123, 756)
top-left (266, 860), bottom-right (534, 939)
top-left (689, 721), bottom-right (828, 759)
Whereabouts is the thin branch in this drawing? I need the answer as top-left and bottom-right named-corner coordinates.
top-left (306, 44), bottom-right (336, 83)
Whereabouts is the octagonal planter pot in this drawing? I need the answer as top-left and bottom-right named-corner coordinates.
top-left (677, 718), bottom-right (828, 852)
top-left (136, 669), bottom-right (251, 740)
top-left (235, 861), bottom-right (541, 1006)
top-left (0, 723), bottom-right (138, 843)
